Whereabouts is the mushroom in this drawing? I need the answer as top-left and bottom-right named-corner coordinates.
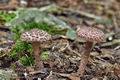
top-left (21, 29), bottom-right (51, 70)
top-left (76, 27), bottom-right (105, 76)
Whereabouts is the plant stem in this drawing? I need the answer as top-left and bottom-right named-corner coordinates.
top-left (32, 42), bottom-right (44, 70)
top-left (77, 41), bottom-right (93, 76)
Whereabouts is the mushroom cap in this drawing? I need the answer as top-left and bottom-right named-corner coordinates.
top-left (21, 29), bottom-right (51, 42)
top-left (77, 27), bottom-right (105, 42)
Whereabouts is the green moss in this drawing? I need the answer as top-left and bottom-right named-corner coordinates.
top-left (0, 11), bottom-right (16, 22)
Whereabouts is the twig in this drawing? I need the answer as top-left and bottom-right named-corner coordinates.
top-left (113, 15), bottom-right (119, 32)
top-left (84, 0), bottom-right (109, 6)
top-left (0, 26), bottom-right (10, 32)
top-left (42, 4), bottom-right (104, 20)
top-left (114, 46), bottom-right (120, 50)
top-left (0, 47), bottom-right (12, 58)
top-left (105, 32), bottom-right (115, 38)
top-left (101, 39), bottom-right (120, 47)
top-left (53, 72), bottom-right (70, 77)
top-left (45, 71), bottom-right (53, 80)
top-left (29, 70), bottom-right (45, 75)
top-left (52, 52), bottom-right (63, 66)
top-left (0, 5), bottom-right (17, 10)
top-left (66, 41), bottom-right (81, 57)
top-left (62, 7), bottom-right (102, 20)
top-left (53, 72), bottom-right (80, 80)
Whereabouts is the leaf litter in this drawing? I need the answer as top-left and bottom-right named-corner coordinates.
top-left (0, 0), bottom-right (120, 80)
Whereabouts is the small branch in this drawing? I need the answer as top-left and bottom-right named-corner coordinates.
top-left (62, 8), bottom-right (102, 20)
top-left (29, 70), bottom-right (45, 75)
top-left (53, 72), bottom-right (80, 80)
top-left (66, 41), bottom-right (81, 57)
top-left (0, 5), bottom-right (17, 10)
top-left (0, 46), bottom-right (13, 58)
top-left (0, 27), bottom-right (10, 32)
top-left (112, 15), bottom-right (119, 32)
top-left (101, 39), bottom-right (120, 47)
top-left (45, 71), bottom-right (53, 80)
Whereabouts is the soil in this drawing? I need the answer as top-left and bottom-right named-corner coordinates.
top-left (0, 0), bottom-right (120, 80)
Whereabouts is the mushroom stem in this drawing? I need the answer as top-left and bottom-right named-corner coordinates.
top-left (77, 41), bottom-right (93, 76)
top-left (32, 42), bottom-right (44, 70)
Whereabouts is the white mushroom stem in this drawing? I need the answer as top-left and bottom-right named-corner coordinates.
top-left (32, 42), bottom-right (44, 70)
top-left (77, 41), bottom-right (93, 76)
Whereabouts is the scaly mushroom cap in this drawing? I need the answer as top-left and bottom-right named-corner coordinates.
top-left (21, 29), bottom-right (51, 42)
top-left (77, 27), bottom-right (105, 42)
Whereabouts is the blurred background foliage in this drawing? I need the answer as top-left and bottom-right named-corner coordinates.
top-left (7, 8), bottom-right (76, 66)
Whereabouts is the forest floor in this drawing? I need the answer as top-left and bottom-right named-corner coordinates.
top-left (0, 0), bottom-right (120, 80)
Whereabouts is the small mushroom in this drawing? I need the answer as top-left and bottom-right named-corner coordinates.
top-left (76, 27), bottom-right (105, 76)
top-left (21, 29), bottom-right (51, 70)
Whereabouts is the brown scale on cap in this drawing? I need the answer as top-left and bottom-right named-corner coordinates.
top-left (77, 27), bottom-right (105, 42)
top-left (20, 29), bottom-right (51, 70)
top-left (76, 26), bottom-right (105, 76)
top-left (21, 29), bottom-right (51, 42)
